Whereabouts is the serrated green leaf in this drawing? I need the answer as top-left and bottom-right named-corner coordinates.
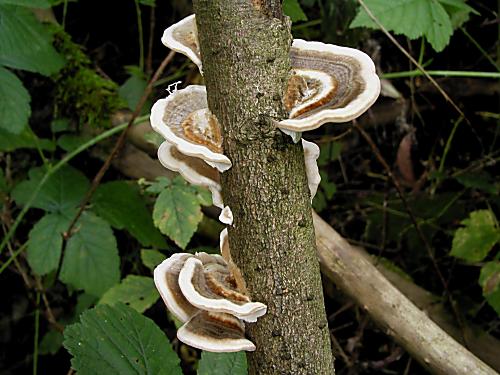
top-left (0, 66), bottom-right (30, 134)
top-left (40, 330), bottom-right (63, 355)
top-left (99, 275), bottom-right (159, 313)
top-left (119, 73), bottom-right (148, 111)
top-left (92, 181), bottom-right (166, 248)
top-left (283, 0), bottom-right (308, 22)
top-left (198, 352), bottom-right (248, 375)
top-left (0, 5), bottom-right (65, 75)
top-left (350, 0), bottom-right (455, 52)
top-left (479, 261), bottom-right (500, 316)
top-left (450, 210), bottom-right (500, 262)
top-left (152, 177), bottom-right (203, 249)
top-left (145, 176), bottom-right (171, 194)
top-left (12, 165), bottom-right (89, 212)
top-left (63, 303), bottom-right (182, 375)
top-left (27, 211), bottom-right (72, 275)
top-left (60, 212), bottom-right (120, 297)
top-left (141, 249), bottom-right (166, 271)
top-left (0, 0), bottom-right (50, 7)
top-left (0, 126), bottom-right (55, 152)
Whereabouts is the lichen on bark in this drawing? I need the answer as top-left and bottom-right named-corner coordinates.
top-left (192, 1), bottom-right (335, 373)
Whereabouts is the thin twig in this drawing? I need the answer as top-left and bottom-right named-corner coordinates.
top-left (356, 0), bottom-right (469, 123)
top-left (62, 51), bottom-right (175, 242)
top-left (146, 4), bottom-right (156, 76)
top-left (352, 122), bottom-right (469, 346)
top-left (34, 276), bottom-right (64, 333)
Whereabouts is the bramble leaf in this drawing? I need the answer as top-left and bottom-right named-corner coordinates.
top-left (60, 212), bottom-right (120, 296)
top-left (0, 66), bottom-right (30, 134)
top-left (0, 5), bottom-right (65, 75)
top-left (283, 0), bottom-right (308, 22)
top-left (92, 181), bottom-right (166, 248)
top-left (99, 275), bottom-right (159, 313)
top-left (12, 165), bottom-right (89, 212)
top-left (63, 303), bottom-right (182, 375)
top-left (152, 177), bottom-right (204, 249)
top-left (198, 352), bottom-right (248, 375)
top-left (350, 0), bottom-right (474, 52)
top-left (27, 211), bottom-right (72, 275)
top-left (141, 249), bottom-right (166, 271)
top-left (450, 210), bottom-right (500, 262)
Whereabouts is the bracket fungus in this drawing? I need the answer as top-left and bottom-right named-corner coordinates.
top-left (161, 14), bottom-right (202, 73)
top-left (279, 39), bottom-right (381, 133)
top-left (154, 250), bottom-right (265, 352)
top-left (177, 311), bottom-right (256, 352)
top-left (150, 85), bottom-right (231, 172)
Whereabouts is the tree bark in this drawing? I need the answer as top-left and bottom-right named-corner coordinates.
top-left (192, 1), bottom-right (335, 374)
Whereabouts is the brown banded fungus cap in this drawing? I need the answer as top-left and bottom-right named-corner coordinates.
top-left (161, 14), bottom-right (202, 72)
top-left (154, 251), bottom-right (265, 351)
top-left (150, 85), bottom-right (231, 172)
top-left (279, 39), bottom-right (380, 133)
top-left (157, 141), bottom-right (223, 208)
top-left (179, 257), bottom-right (267, 322)
top-left (177, 311), bottom-right (255, 352)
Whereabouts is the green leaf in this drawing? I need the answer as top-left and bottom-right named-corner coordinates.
top-left (283, 0), bottom-right (308, 22)
top-left (0, 5), bottom-right (65, 75)
top-left (455, 172), bottom-right (498, 195)
top-left (12, 165), bottom-right (89, 212)
top-left (350, 0), bottom-right (455, 52)
top-left (141, 249), bottom-right (166, 271)
top-left (27, 211), bottom-right (72, 275)
top-left (60, 212), bottom-right (120, 297)
top-left (152, 177), bottom-right (203, 249)
top-left (92, 181), bottom-right (166, 248)
top-left (63, 303), bottom-right (182, 375)
top-left (137, 0), bottom-right (155, 6)
top-left (479, 261), bottom-right (500, 316)
top-left (450, 210), bottom-right (500, 262)
top-left (99, 275), bottom-right (159, 313)
top-left (50, 118), bottom-right (71, 133)
top-left (40, 330), bottom-right (63, 355)
top-left (0, 126), bottom-right (55, 152)
top-left (0, 0), bottom-right (50, 7)
top-left (198, 352), bottom-right (248, 375)
top-left (0, 66), bottom-right (30, 134)
top-left (118, 68), bottom-right (148, 111)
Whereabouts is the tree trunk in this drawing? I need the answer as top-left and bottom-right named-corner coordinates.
top-left (192, 1), bottom-right (335, 374)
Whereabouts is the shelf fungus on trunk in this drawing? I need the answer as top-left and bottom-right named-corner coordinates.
top-left (177, 311), bottom-right (256, 352)
top-left (161, 14), bottom-right (202, 73)
top-left (154, 250), bottom-right (265, 352)
top-left (150, 84), bottom-right (231, 172)
top-left (279, 39), bottom-right (381, 134)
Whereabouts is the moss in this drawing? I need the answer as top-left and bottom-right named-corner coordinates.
top-left (50, 25), bottom-right (126, 128)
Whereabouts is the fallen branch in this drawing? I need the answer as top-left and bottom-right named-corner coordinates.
top-left (314, 211), bottom-right (497, 375)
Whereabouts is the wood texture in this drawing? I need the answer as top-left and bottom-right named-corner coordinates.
top-left (192, 1), bottom-right (335, 374)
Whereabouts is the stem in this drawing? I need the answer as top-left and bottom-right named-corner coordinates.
top-left (33, 292), bottom-right (40, 375)
top-left (382, 70), bottom-right (500, 79)
top-left (134, 0), bottom-right (145, 71)
top-left (460, 26), bottom-right (500, 72)
top-left (62, 0), bottom-right (68, 29)
top-left (439, 117), bottom-right (464, 174)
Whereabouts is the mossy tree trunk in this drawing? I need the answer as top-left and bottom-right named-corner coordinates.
top-left (193, 1), bottom-right (335, 374)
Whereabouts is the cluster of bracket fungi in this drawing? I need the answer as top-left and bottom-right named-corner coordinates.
top-left (152, 14), bottom-right (380, 352)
